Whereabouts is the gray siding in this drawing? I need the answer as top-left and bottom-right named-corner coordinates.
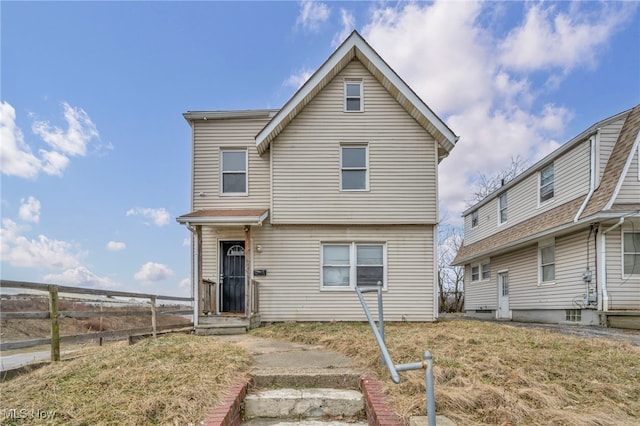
top-left (192, 117), bottom-right (271, 211)
top-left (463, 264), bottom-right (496, 310)
top-left (271, 60), bottom-right (438, 225)
top-left (605, 224), bottom-right (640, 309)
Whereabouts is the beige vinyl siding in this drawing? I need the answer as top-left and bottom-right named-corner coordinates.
top-left (463, 264), bottom-right (497, 310)
top-left (597, 117), bottom-right (626, 184)
top-left (615, 146), bottom-right (639, 204)
top-left (271, 59), bottom-right (438, 224)
top-left (605, 225), bottom-right (640, 309)
top-left (192, 117), bottom-right (271, 211)
top-left (200, 227), bottom-right (245, 283)
top-left (250, 224), bottom-right (435, 321)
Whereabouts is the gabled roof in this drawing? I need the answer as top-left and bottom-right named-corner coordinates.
top-left (255, 30), bottom-right (458, 161)
top-left (453, 104), bottom-right (640, 266)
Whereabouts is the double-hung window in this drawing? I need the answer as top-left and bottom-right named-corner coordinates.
top-left (322, 243), bottom-right (385, 289)
top-left (470, 261), bottom-right (490, 282)
top-left (540, 243), bottom-right (555, 283)
top-left (499, 193), bottom-right (507, 224)
top-left (539, 163), bottom-right (554, 203)
top-left (344, 80), bottom-right (363, 112)
top-left (221, 149), bottom-right (247, 195)
top-left (471, 210), bottom-right (479, 228)
top-left (341, 145), bottom-right (368, 191)
top-left (623, 232), bottom-right (640, 276)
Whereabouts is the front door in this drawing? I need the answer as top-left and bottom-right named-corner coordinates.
top-left (497, 272), bottom-right (510, 319)
top-left (219, 241), bottom-right (245, 314)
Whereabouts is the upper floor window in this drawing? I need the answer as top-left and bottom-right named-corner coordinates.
top-left (471, 210), bottom-right (479, 228)
top-left (623, 232), bottom-right (640, 276)
top-left (539, 163), bottom-right (555, 203)
top-left (345, 81), bottom-right (363, 112)
top-left (539, 243), bottom-right (555, 283)
top-left (499, 193), bottom-right (508, 224)
top-left (322, 243), bottom-right (385, 289)
top-left (221, 149), bottom-right (247, 195)
top-left (341, 145), bottom-right (368, 191)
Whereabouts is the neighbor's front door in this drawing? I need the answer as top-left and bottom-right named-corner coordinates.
top-left (219, 241), bottom-right (245, 314)
top-left (497, 272), bottom-right (510, 319)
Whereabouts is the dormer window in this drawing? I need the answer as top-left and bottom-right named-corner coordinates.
top-left (345, 80), bottom-right (363, 112)
top-left (539, 163), bottom-right (554, 203)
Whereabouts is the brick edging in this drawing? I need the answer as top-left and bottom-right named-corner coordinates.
top-left (360, 375), bottom-right (404, 426)
top-left (201, 377), bottom-right (251, 426)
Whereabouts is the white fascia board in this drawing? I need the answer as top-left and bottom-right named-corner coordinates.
top-left (183, 110), bottom-right (278, 123)
top-left (176, 215), bottom-right (268, 226)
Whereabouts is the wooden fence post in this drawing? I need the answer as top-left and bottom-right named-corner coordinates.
top-left (48, 285), bottom-right (61, 361)
top-left (151, 296), bottom-right (157, 338)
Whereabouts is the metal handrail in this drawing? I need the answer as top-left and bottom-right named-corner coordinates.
top-left (355, 283), bottom-right (437, 426)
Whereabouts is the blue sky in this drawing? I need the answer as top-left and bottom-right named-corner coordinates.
top-left (2, 1), bottom-right (639, 296)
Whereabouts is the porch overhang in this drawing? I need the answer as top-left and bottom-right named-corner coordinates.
top-left (176, 209), bottom-right (269, 226)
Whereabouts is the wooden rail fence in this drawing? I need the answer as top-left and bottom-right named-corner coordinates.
top-left (0, 280), bottom-right (194, 362)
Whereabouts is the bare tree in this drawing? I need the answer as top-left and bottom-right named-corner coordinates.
top-left (467, 155), bottom-right (528, 205)
top-left (437, 224), bottom-right (464, 313)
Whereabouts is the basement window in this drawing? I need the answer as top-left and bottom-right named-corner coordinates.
top-left (565, 309), bottom-right (581, 322)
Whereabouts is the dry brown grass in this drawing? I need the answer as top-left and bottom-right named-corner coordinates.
top-left (0, 334), bottom-right (251, 425)
top-left (252, 320), bottom-right (640, 426)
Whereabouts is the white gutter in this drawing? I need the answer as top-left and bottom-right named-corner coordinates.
top-left (574, 131), bottom-right (599, 222)
top-left (599, 217), bottom-right (625, 312)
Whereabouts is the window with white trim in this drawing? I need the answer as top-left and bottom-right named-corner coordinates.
top-left (539, 163), bottom-right (554, 203)
top-left (470, 261), bottom-right (490, 282)
top-left (499, 193), bottom-right (507, 224)
top-left (322, 243), bottom-right (385, 289)
top-left (344, 80), bottom-right (363, 112)
top-left (341, 145), bottom-right (368, 191)
top-left (471, 210), bottom-right (479, 228)
top-left (539, 243), bottom-right (555, 283)
top-left (221, 149), bottom-right (247, 195)
top-left (623, 232), bottom-right (640, 276)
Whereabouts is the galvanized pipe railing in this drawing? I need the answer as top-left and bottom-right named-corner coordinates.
top-left (355, 283), bottom-right (437, 426)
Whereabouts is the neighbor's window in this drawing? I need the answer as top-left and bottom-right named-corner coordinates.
top-left (623, 232), bottom-right (640, 276)
top-left (345, 81), bottom-right (363, 112)
top-left (540, 244), bottom-right (556, 283)
top-left (471, 210), bottom-right (479, 228)
top-left (221, 149), bottom-right (247, 195)
top-left (322, 243), bottom-right (385, 289)
top-left (539, 163), bottom-right (555, 203)
top-left (341, 145), bottom-right (368, 191)
top-left (499, 193), bottom-right (508, 224)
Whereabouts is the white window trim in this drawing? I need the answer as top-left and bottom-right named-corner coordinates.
top-left (538, 239), bottom-right (556, 285)
top-left (220, 149), bottom-right (248, 196)
top-left (470, 259), bottom-right (490, 282)
top-left (471, 210), bottom-right (479, 228)
top-left (538, 163), bottom-right (555, 207)
top-left (498, 193), bottom-right (507, 225)
top-left (340, 144), bottom-right (369, 192)
top-left (622, 231), bottom-right (640, 278)
top-left (344, 79), bottom-right (364, 112)
top-left (320, 242), bottom-right (387, 291)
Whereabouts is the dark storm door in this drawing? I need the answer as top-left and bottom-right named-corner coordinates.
top-left (220, 241), bottom-right (245, 313)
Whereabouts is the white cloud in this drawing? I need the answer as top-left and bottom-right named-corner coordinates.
top-left (0, 101), bottom-right (106, 179)
top-left (360, 1), bottom-right (631, 223)
top-left (19, 196), bottom-right (41, 223)
top-left (0, 218), bottom-right (83, 269)
top-left (178, 278), bottom-right (190, 290)
top-left (0, 102), bottom-right (42, 179)
top-left (332, 9), bottom-right (355, 47)
top-left (296, 0), bottom-right (330, 32)
top-left (182, 237), bottom-right (190, 247)
top-left (134, 262), bottom-right (175, 284)
top-left (126, 207), bottom-right (171, 227)
top-left (284, 68), bottom-right (314, 89)
top-left (106, 241), bottom-right (126, 251)
top-left (44, 266), bottom-right (118, 288)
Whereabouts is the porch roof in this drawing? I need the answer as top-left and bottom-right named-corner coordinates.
top-left (176, 209), bottom-right (269, 226)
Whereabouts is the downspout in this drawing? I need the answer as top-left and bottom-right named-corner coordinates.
top-left (574, 131), bottom-right (599, 222)
top-left (599, 217), bottom-right (625, 312)
top-left (185, 222), bottom-right (200, 326)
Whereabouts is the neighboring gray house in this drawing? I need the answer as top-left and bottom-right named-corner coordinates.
top-left (453, 105), bottom-right (640, 329)
top-left (177, 31), bottom-right (458, 333)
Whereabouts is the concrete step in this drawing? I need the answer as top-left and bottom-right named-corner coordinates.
top-left (251, 368), bottom-right (362, 389)
top-left (244, 388), bottom-right (364, 419)
top-left (194, 324), bottom-right (247, 336)
top-left (242, 419), bottom-right (367, 426)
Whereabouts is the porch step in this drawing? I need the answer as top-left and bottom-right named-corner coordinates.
top-left (244, 388), bottom-right (364, 420)
top-left (242, 419), bottom-right (367, 426)
top-left (194, 324), bottom-right (247, 336)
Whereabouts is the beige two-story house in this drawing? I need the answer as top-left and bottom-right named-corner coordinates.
top-left (177, 31), bottom-right (458, 333)
top-left (454, 105), bottom-right (640, 329)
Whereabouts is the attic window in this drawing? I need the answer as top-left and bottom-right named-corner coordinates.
top-left (539, 163), bottom-right (555, 203)
top-left (345, 81), bottom-right (363, 112)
